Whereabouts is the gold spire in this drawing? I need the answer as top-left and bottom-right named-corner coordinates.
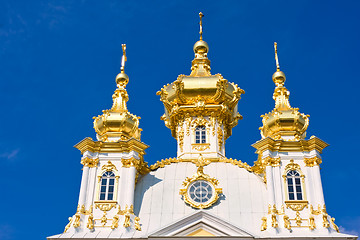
top-left (93, 44), bottom-right (142, 142)
top-left (190, 12), bottom-right (211, 77)
top-left (199, 12), bottom-right (204, 40)
top-left (259, 42), bottom-right (309, 141)
top-left (120, 44), bottom-right (127, 73)
top-left (274, 42), bottom-right (280, 71)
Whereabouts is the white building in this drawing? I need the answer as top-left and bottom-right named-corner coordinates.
top-left (48, 14), bottom-right (358, 240)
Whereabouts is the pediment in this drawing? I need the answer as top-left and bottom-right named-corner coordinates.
top-left (149, 211), bottom-right (255, 238)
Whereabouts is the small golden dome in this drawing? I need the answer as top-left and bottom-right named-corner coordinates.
top-left (93, 44), bottom-right (142, 142)
top-left (193, 40), bottom-right (209, 54)
top-left (272, 70), bottom-right (286, 87)
top-left (116, 72), bottom-right (129, 88)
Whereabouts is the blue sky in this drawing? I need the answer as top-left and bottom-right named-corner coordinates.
top-left (0, 0), bottom-right (359, 239)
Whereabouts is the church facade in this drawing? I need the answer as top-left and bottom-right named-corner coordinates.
top-left (48, 13), bottom-right (357, 240)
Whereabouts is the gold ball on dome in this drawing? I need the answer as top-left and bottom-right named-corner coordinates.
top-left (193, 40), bottom-right (209, 54)
top-left (116, 72), bottom-right (129, 88)
top-left (272, 70), bottom-right (286, 87)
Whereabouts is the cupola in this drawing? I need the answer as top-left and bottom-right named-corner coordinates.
top-left (259, 42), bottom-right (309, 141)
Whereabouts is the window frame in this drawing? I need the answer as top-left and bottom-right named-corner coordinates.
top-left (195, 125), bottom-right (207, 144)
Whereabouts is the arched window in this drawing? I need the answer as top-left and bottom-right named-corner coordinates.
top-left (195, 126), bottom-right (206, 144)
top-left (99, 171), bottom-right (115, 200)
top-left (286, 170), bottom-right (303, 200)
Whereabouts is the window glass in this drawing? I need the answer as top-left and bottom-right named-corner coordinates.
top-left (99, 171), bottom-right (116, 201)
top-left (195, 126), bottom-right (206, 144)
top-left (286, 170), bottom-right (303, 201)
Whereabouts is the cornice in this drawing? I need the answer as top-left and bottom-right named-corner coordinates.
top-left (251, 137), bottom-right (329, 154)
top-left (74, 137), bottom-right (149, 155)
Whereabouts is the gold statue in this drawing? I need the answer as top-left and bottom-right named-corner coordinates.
top-left (87, 214), bottom-right (94, 230)
top-left (121, 44), bottom-right (127, 73)
top-left (111, 215), bottom-right (119, 229)
top-left (331, 217), bottom-right (340, 232)
top-left (271, 214), bottom-right (278, 228)
top-left (309, 215), bottom-right (316, 230)
top-left (64, 217), bottom-right (72, 233)
top-left (283, 215), bottom-right (291, 230)
top-left (274, 42), bottom-right (280, 71)
top-left (123, 214), bottom-right (131, 227)
top-left (134, 216), bottom-right (142, 231)
top-left (199, 12), bottom-right (204, 40)
top-left (261, 217), bottom-right (267, 231)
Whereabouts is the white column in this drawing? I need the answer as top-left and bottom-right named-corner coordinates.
top-left (78, 166), bottom-right (89, 207)
top-left (312, 165), bottom-right (325, 206)
top-left (266, 166), bottom-right (275, 205)
top-left (85, 167), bottom-right (97, 209)
top-left (273, 166), bottom-right (283, 208)
top-left (124, 167), bottom-right (137, 207)
top-left (304, 167), bottom-right (313, 204)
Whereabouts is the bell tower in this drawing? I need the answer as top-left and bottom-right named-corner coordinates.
top-left (62, 44), bottom-right (149, 235)
top-left (157, 13), bottom-right (245, 160)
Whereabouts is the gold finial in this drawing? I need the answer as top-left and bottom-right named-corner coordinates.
top-left (121, 44), bottom-right (127, 73)
top-left (274, 42), bottom-right (280, 71)
top-left (199, 12), bottom-right (204, 40)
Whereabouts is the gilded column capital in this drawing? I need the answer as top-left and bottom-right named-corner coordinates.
top-left (80, 157), bottom-right (99, 168)
top-left (121, 157), bottom-right (150, 174)
top-left (304, 156), bottom-right (322, 167)
top-left (263, 156), bottom-right (281, 167)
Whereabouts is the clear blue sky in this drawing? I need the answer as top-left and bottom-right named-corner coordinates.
top-left (0, 0), bottom-right (359, 239)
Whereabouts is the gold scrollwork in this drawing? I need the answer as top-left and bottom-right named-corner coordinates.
top-left (285, 200), bottom-right (308, 211)
top-left (263, 156), bottom-right (281, 167)
top-left (271, 214), bottom-right (278, 228)
top-left (192, 143), bottom-right (210, 151)
top-left (331, 217), bottom-right (339, 232)
top-left (123, 215), bottom-right (131, 227)
top-left (217, 127), bottom-right (223, 150)
top-left (95, 201), bottom-right (117, 211)
top-left (261, 217), bottom-right (267, 231)
top-left (64, 217), bottom-right (73, 233)
top-left (81, 157), bottom-right (99, 168)
top-left (178, 126), bottom-right (184, 151)
top-left (134, 217), bottom-right (141, 231)
top-left (111, 215), bottom-right (119, 229)
top-left (101, 212), bottom-right (107, 226)
top-left (295, 211), bottom-right (302, 227)
top-left (284, 215), bottom-right (291, 230)
top-left (285, 159), bottom-right (301, 171)
top-left (304, 156), bottom-right (322, 167)
top-left (309, 215), bottom-right (316, 230)
top-left (87, 214), bottom-right (94, 230)
top-left (102, 160), bottom-right (117, 172)
top-left (73, 212), bottom-right (81, 228)
top-left (310, 204), bottom-right (321, 215)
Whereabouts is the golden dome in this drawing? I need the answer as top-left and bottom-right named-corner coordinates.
top-left (93, 44), bottom-right (142, 142)
top-left (259, 43), bottom-right (309, 141)
top-left (157, 13), bottom-right (244, 140)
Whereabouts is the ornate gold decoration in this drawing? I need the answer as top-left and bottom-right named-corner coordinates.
top-left (285, 159), bottom-right (300, 171)
top-left (285, 200), bottom-right (308, 211)
top-left (295, 211), bottom-right (302, 227)
top-left (271, 214), bottom-right (278, 228)
top-left (192, 143), bottom-right (210, 151)
top-left (150, 158), bottom-right (179, 170)
top-left (123, 215), bottom-right (131, 227)
top-left (81, 157), bottom-right (99, 168)
top-left (217, 127), bottom-right (223, 149)
top-left (134, 217), bottom-right (141, 231)
top-left (259, 43), bottom-right (309, 141)
top-left (268, 204), bottom-right (285, 215)
top-left (199, 12), bottom-right (204, 40)
top-left (261, 217), bottom-right (267, 231)
top-left (252, 136), bottom-right (329, 154)
top-left (64, 217), bottom-right (72, 233)
top-left (309, 215), bottom-right (316, 230)
top-left (304, 156), bottom-right (322, 167)
top-left (95, 201), bottom-right (117, 211)
top-left (331, 217), bottom-right (339, 232)
top-left (93, 44), bottom-right (144, 142)
top-left (157, 13), bottom-right (244, 142)
top-left (323, 214), bottom-right (330, 228)
top-left (179, 155), bottom-right (222, 209)
top-left (192, 116), bottom-right (208, 128)
top-left (117, 204), bottom-right (134, 215)
top-left (87, 214), bottom-right (94, 230)
top-left (102, 161), bottom-right (117, 172)
top-left (284, 215), bottom-right (291, 230)
top-left (101, 212), bottom-right (107, 226)
top-left (73, 212), bottom-right (81, 228)
top-left (310, 204), bottom-right (322, 215)
top-left (111, 215), bottom-right (119, 229)
top-left (178, 126), bottom-right (184, 151)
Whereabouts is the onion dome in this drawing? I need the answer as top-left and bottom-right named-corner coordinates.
top-left (259, 43), bottom-right (309, 141)
top-left (93, 44), bottom-right (142, 142)
top-left (157, 13), bottom-right (245, 139)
